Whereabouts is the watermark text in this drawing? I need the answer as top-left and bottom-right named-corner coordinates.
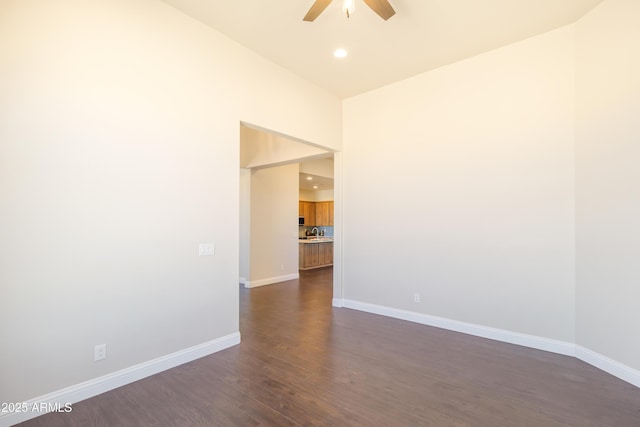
top-left (1, 402), bottom-right (73, 414)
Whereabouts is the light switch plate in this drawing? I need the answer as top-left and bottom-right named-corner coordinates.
top-left (199, 243), bottom-right (215, 256)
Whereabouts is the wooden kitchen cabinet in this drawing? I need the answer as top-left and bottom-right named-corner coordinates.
top-left (319, 242), bottom-right (333, 265)
top-left (299, 201), bottom-right (316, 226)
top-left (302, 243), bottom-right (319, 268)
top-left (299, 241), bottom-right (333, 270)
top-left (308, 244), bottom-right (320, 268)
top-left (299, 201), bottom-right (333, 227)
top-left (314, 201), bottom-right (334, 226)
top-left (315, 202), bottom-right (328, 226)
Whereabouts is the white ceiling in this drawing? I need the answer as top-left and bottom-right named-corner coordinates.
top-left (161, 0), bottom-right (602, 98)
top-left (300, 172), bottom-right (334, 191)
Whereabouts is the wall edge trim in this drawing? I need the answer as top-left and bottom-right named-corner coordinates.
top-left (575, 345), bottom-right (640, 388)
top-left (340, 299), bottom-right (639, 389)
top-left (243, 273), bottom-right (299, 288)
top-left (341, 299), bottom-right (575, 355)
top-left (0, 332), bottom-right (241, 427)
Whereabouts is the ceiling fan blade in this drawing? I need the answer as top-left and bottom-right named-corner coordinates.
top-left (362, 0), bottom-right (396, 20)
top-left (303, 0), bottom-right (333, 22)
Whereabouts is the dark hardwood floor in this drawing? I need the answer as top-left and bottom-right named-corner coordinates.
top-left (20, 267), bottom-right (640, 426)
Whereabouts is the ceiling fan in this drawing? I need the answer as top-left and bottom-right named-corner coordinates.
top-left (303, 0), bottom-right (396, 22)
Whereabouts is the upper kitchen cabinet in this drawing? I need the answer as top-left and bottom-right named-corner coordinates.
top-left (299, 201), bottom-right (316, 226)
top-left (299, 201), bottom-right (333, 226)
top-left (315, 201), bottom-right (334, 226)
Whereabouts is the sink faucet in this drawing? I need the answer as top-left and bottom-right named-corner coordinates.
top-left (311, 227), bottom-right (319, 237)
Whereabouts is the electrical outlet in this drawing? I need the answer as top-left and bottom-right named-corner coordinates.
top-left (198, 243), bottom-right (215, 256)
top-left (414, 293), bottom-right (421, 303)
top-left (94, 344), bottom-right (107, 361)
top-left (280, 264), bottom-right (284, 271)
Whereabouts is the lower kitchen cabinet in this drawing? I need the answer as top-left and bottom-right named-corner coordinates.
top-left (299, 242), bottom-right (333, 270)
top-left (319, 242), bottom-right (333, 265)
top-left (304, 244), bottom-right (319, 268)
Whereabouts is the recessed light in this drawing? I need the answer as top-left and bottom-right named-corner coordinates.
top-left (306, 176), bottom-right (313, 180)
top-left (313, 185), bottom-right (319, 189)
top-left (333, 48), bottom-right (348, 58)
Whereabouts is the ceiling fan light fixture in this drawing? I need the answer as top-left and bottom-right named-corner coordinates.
top-left (303, 0), bottom-right (394, 22)
top-left (342, 0), bottom-right (355, 18)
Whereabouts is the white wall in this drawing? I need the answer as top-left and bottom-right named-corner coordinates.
top-left (575, 0), bottom-right (640, 371)
top-left (248, 165), bottom-right (300, 286)
top-left (0, 0), bottom-right (340, 406)
top-left (342, 26), bottom-right (576, 342)
top-left (240, 124), bottom-right (329, 169)
top-left (299, 189), bottom-right (334, 202)
top-left (239, 168), bottom-right (251, 282)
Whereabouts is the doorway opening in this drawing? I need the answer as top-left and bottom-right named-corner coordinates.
top-left (238, 122), bottom-right (342, 306)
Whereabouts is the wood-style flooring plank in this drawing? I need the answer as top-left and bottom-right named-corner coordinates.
top-left (18, 267), bottom-right (640, 426)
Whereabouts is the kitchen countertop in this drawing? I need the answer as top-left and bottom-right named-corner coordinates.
top-left (299, 238), bottom-right (334, 244)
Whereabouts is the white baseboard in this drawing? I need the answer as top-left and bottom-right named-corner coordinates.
top-left (239, 277), bottom-right (247, 285)
top-left (341, 299), bottom-right (640, 389)
top-left (243, 273), bottom-right (299, 288)
top-left (0, 332), bottom-right (241, 427)
top-left (575, 345), bottom-right (640, 388)
top-left (342, 299), bottom-right (575, 356)
top-left (332, 298), bottom-right (344, 308)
